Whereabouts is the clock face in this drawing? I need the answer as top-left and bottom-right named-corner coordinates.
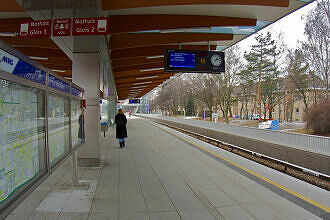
top-left (210, 54), bottom-right (222, 67)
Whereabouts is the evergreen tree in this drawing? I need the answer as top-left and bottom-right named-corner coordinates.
top-left (185, 97), bottom-right (195, 116)
top-left (261, 32), bottom-right (285, 120)
top-left (243, 31), bottom-right (274, 116)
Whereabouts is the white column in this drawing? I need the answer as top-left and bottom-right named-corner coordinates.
top-left (72, 53), bottom-right (101, 165)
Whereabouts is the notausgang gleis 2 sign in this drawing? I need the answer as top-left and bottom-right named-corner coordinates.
top-left (72, 18), bottom-right (109, 36)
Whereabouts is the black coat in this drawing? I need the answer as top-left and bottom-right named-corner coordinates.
top-left (115, 114), bottom-right (127, 138)
top-left (78, 114), bottom-right (84, 139)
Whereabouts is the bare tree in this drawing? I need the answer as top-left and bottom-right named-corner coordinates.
top-left (301, 0), bottom-right (330, 97)
top-left (215, 45), bottom-right (241, 123)
top-left (190, 74), bottom-right (216, 120)
top-left (286, 49), bottom-right (310, 112)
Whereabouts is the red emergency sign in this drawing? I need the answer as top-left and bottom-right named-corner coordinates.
top-left (53, 18), bottom-right (71, 36)
top-left (72, 17), bottom-right (109, 36)
top-left (19, 20), bottom-right (51, 38)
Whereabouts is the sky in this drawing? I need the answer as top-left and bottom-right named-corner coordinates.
top-left (236, 1), bottom-right (317, 52)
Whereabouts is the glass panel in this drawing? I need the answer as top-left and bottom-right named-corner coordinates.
top-left (71, 99), bottom-right (84, 148)
top-left (48, 93), bottom-right (70, 166)
top-left (100, 99), bottom-right (109, 123)
top-left (0, 78), bottom-right (46, 209)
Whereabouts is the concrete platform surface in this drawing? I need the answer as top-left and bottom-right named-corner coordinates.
top-left (4, 117), bottom-right (330, 220)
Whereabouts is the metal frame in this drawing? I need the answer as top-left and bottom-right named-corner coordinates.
top-left (0, 40), bottom-right (85, 216)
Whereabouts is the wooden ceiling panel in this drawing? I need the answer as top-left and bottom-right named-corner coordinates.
top-left (114, 72), bottom-right (172, 81)
top-left (117, 80), bottom-right (165, 89)
top-left (36, 57), bottom-right (72, 66)
top-left (36, 62), bottom-right (71, 71)
top-left (0, 36), bottom-right (59, 49)
top-left (112, 56), bottom-right (163, 68)
top-left (114, 69), bottom-right (165, 78)
top-left (115, 76), bottom-right (172, 87)
top-left (117, 86), bottom-right (160, 95)
top-left (102, 0), bottom-right (289, 10)
top-left (109, 15), bottom-right (256, 34)
top-left (13, 47), bottom-right (70, 59)
top-left (118, 86), bottom-right (157, 99)
top-left (109, 33), bottom-right (232, 50)
top-left (0, 0), bottom-right (25, 12)
top-left (115, 73), bottom-right (174, 84)
top-left (52, 70), bottom-right (72, 77)
top-left (0, 17), bottom-right (31, 32)
top-left (111, 45), bottom-right (216, 60)
top-left (113, 62), bottom-right (163, 72)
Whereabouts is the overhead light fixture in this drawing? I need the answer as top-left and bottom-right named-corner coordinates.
top-left (0, 32), bottom-right (17, 37)
top-left (140, 67), bottom-right (164, 72)
top-left (136, 75), bottom-right (159, 80)
top-left (133, 81), bottom-right (153, 85)
top-left (129, 89), bottom-right (144, 92)
top-left (159, 27), bottom-right (211, 33)
top-left (29, 56), bottom-right (49, 60)
top-left (51, 69), bottom-right (67, 73)
top-left (146, 55), bottom-right (164, 59)
top-left (131, 85), bottom-right (148, 89)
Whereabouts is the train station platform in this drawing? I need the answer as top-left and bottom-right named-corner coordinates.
top-left (5, 117), bottom-right (330, 220)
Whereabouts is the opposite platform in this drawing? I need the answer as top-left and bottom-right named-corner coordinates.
top-left (4, 117), bottom-right (330, 220)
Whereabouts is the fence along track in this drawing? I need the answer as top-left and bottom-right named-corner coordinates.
top-left (142, 117), bottom-right (330, 191)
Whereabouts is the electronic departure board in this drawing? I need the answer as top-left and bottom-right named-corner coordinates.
top-left (164, 49), bottom-right (225, 73)
top-left (129, 99), bottom-right (140, 104)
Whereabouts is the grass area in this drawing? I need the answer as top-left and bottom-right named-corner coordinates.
top-left (290, 128), bottom-right (313, 134)
top-left (240, 120), bottom-right (260, 127)
top-left (290, 128), bottom-right (330, 137)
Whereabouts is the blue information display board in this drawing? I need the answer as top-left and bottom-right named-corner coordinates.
top-left (165, 49), bottom-right (225, 73)
top-left (169, 52), bottom-right (196, 68)
top-left (129, 99), bottom-right (140, 104)
top-left (48, 74), bottom-right (70, 93)
top-left (0, 48), bottom-right (46, 84)
top-left (71, 86), bottom-right (82, 97)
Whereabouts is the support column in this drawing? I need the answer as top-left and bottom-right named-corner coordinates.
top-left (72, 53), bottom-right (101, 166)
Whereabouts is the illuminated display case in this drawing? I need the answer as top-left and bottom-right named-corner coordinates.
top-left (0, 40), bottom-right (84, 213)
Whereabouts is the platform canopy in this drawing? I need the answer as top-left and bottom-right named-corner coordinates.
top-left (0, 0), bottom-right (314, 100)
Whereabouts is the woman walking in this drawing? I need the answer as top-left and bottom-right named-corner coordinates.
top-left (115, 109), bottom-right (127, 148)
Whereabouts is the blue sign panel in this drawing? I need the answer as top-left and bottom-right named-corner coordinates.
top-left (13, 60), bottom-right (46, 85)
top-left (129, 99), bottom-right (140, 104)
top-left (71, 86), bottom-right (82, 97)
top-left (48, 74), bottom-right (70, 93)
top-left (169, 52), bottom-right (196, 68)
top-left (0, 48), bottom-right (46, 84)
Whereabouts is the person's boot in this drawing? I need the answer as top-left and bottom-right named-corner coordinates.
top-left (119, 142), bottom-right (123, 148)
top-left (123, 141), bottom-right (125, 147)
